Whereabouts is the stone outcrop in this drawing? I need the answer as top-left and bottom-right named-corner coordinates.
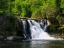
top-left (16, 18), bottom-right (31, 39)
top-left (0, 14), bottom-right (16, 36)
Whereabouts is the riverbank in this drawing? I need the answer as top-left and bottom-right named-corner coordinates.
top-left (0, 36), bottom-right (27, 41)
top-left (50, 33), bottom-right (64, 39)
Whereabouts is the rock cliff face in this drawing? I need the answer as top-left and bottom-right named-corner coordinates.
top-left (0, 14), bottom-right (9, 35)
top-left (0, 14), bottom-right (16, 36)
top-left (16, 18), bottom-right (32, 39)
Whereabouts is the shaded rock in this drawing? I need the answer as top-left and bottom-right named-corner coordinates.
top-left (4, 36), bottom-right (26, 41)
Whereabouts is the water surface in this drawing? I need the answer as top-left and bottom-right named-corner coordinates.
top-left (0, 40), bottom-right (64, 48)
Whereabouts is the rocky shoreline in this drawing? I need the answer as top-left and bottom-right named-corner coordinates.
top-left (0, 36), bottom-right (27, 41)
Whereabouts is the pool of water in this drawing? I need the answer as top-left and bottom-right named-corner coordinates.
top-left (0, 40), bottom-right (64, 48)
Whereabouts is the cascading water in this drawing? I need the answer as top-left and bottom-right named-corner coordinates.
top-left (21, 19), bottom-right (27, 38)
top-left (19, 19), bottom-right (62, 40)
top-left (28, 19), bottom-right (56, 40)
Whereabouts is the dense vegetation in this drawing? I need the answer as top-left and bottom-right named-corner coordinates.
top-left (0, 0), bottom-right (64, 36)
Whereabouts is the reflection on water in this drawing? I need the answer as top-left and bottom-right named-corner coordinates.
top-left (0, 40), bottom-right (64, 48)
top-left (30, 40), bottom-right (49, 48)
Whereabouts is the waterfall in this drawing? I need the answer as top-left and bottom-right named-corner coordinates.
top-left (28, 19), bottom-right (55, 40)
top-left (19, 19), bottom-right (62, 40)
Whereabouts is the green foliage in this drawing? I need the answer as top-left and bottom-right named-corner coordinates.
top-left (59, 25), bottom-right (64, 30)
top-left (49, 16), bottom-right (59, 25)
top-left (60, 0), bottom-right (64, 14)
top-left (0, 0), bottom-right (8, 14)
top-left (48, 25), bottom-right (57, 31)
top-left (58, 25), bottom-right (64, 34)
top-left (57, 16), bottom-right (64, 26)
top-left (0, 0), bottom-right (64, 18)
top-left (0, 9), bottom-right (3, 14)
top-left (0, 0), bottom-right (63, 18)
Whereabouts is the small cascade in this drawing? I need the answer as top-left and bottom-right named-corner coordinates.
top-left (28, 19), bottom-right (55, 40)
top-left (38, 19), bottom-right (47, 31)
top-left (21, 19), bottom-right (27, 38)
top-left (17, 18), bottom-right (62, 40)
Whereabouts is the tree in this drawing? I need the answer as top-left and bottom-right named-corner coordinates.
top-left (0, 0), bottom-right (9, 14)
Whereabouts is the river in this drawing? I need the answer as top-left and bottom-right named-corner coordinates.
top-left (0, 40), bottom-right (64, 48)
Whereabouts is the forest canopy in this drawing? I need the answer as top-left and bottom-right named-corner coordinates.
top-left (0, 0), bottom-right (64, 18)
